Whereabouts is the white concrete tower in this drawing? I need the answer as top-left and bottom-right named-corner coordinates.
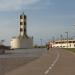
top-left (20, 12), bottom-right (28, 38)
top-left (10, 12), bottom-right (33, 49)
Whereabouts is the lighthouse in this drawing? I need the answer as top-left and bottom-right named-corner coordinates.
top-left (10, 13), bottom-right (33, 49)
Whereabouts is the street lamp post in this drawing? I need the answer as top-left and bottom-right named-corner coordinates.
top-left (65, 32), bottom-right (68, 48)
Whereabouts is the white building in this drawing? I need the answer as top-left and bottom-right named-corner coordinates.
top-left (11, 37), bottom-right (33, 49)
top-left (52, 39), bottom-right (75, 48)
top-left (10, 13), bottom-right (33, 49)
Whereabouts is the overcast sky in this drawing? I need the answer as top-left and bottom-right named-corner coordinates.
top-left (0, 0), bottom-right (75, 45)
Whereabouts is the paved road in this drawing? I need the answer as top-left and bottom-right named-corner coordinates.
top-left (5, 48), bottom-right (75, 75)
top-left (0, 48), bottom-right (46, 58)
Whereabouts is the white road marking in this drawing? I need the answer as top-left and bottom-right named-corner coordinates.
top-left (44, 50), bottom-right (60, 74)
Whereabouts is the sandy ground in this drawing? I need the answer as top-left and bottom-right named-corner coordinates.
top-left (0, 57), bottom-right (37, 75)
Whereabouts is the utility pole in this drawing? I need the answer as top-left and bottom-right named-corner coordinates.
top-left (40, 39), bottom-right (43, 47)
top-left (60, 34), bottom-right (63, 48)
top-left (65, 32), bottom-right (68, 48)
top-left (52, 36), bottom-right (55, 44)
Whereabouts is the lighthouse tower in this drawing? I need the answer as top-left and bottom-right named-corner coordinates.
top-left (20, 12), bottom-right (28, 38)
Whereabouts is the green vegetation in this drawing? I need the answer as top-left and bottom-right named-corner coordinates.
top-left (64, 48), bottom-right (75, 53)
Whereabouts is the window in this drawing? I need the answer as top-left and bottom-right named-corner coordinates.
top-left (70, 44), bottom-right (71, 47)
top-left (74, 44), bottom-right (75, 47)
top-left (24, 22), bottom-right (26, 25)
top-left (20, 22), bottom-right (24, 25)
top-left (73, 41), bottom-right (75, 43)
top-left (20, 15), bottom-right (23, 19)
top-left (20, 28), bottom-right (23, 32)
top-left (69, 41), bottom-right (72, 43)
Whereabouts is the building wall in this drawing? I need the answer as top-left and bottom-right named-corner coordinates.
top-left (10, 37), bottom-right (33, 49)
top-left (52, 42), bottom-right (75, 48)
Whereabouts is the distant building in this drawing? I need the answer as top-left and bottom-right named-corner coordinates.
top-left (51, 39), bottom-right (75, 48)
top-left (10, 13), bottom-right (33, 49)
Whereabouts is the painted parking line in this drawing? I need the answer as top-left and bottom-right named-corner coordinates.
top-left (44, 50), bottom-right (60, 75)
